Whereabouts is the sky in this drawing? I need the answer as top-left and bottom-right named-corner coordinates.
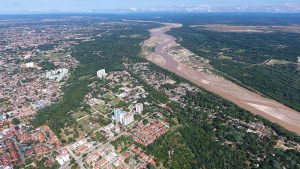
top-left (0, 0), bottom-right (300, 13)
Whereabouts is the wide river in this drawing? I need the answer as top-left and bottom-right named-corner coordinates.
top-left (144, 23), bottom-right (300, 135)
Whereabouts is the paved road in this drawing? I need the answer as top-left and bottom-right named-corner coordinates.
top-left (66, 145), bottom-right (85, 169)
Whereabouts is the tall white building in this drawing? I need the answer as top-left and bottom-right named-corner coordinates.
top-left (113, 109), bottom-right (134, 126)
top-left (97, 69), bottom-right (107, 78)
top-left (113, 109), bottom-right (124, 123)
top-left (122, 113), bottom-right (134, 126)
top-left (135, 103), bottom-right (143, 114)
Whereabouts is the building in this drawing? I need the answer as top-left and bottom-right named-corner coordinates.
top-left (88, 98), bottom-right (105, 106)
top-left (46, 68), bottom-right (68, 82)
top-left (113, 109), bottom-right (134, 126)
top-left (32, 100), bottom-right (49, 110)
top-left (36, 132), bottom-right (47, 143)
top-left (5, 140), bottom-right (18, 164)
top-left (25, 62), bottom-right (34, 68)
top-left (135, 103), bottom-right (143, 114)
top-left (71, 140), bottom-right (87, 149)
top-left (102, 123), bottom-right (115, 132)
top-left (249, 123), bottom-right (265, 132)
top-left (113, 109), bottom-right (124, 123)
top-left (56, 149), bottom-right (70, 166)
top-left (122, 113), bottom-right (134, 126)
top-left (115, 125), bottom-right (121, 133)
top-left (97, 69), bottom-right (107, 79)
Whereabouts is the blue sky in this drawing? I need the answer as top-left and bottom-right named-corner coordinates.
top-left (0, 0), bottom-right (300, 13)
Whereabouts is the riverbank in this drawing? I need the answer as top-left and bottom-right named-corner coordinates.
top-left (143, 23), bottom-right (300, 135)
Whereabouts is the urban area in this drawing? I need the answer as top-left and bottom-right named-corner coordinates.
top-left (1, 15), bottom-right (300, 169)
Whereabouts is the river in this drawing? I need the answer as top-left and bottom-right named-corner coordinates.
top-left (144, 23), bottom-right (300, 135)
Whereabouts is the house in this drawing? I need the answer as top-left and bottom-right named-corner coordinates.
top-left (56, 149), bottom-right (70, 166)
top-left (97, 69), bottom-right (107, 79)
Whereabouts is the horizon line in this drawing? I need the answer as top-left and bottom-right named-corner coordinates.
top-left (1, 11), bottom-right (300, 16)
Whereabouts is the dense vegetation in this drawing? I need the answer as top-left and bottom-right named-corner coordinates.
top-left (39, 60), bottom-right (57, 70)
top-left (169, 26), bottom-right (300, 111)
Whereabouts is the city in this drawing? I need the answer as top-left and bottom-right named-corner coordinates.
top-left (0, 18), bottom-right (174, 169)
top-left (1, 2), bottom-right (300, 169)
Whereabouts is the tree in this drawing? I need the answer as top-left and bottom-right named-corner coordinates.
top-left (143, 119), bottom-right (149, 125)
top-left (25, 158), bottom-right (32, 165)
top-left (71, 163), bottom-right (78, 169)
top-left (124, 157), bottom-right (130, 164)
top-left (11, 118), bottom-right (20, 125)
top-left (146, 163), bottom-right (156, 169)
top-left (70, 158), bottom-right (76, 164)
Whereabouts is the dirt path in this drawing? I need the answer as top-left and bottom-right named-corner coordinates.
top-left (144, 23), bottom-right (300, 135)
